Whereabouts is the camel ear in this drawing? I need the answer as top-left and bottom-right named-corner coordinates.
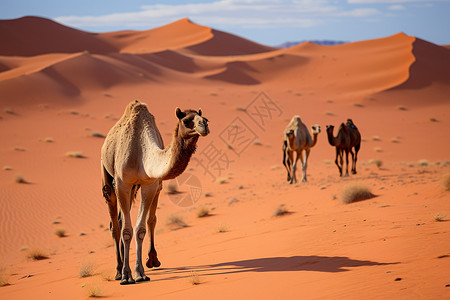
top-left (198, 108), bottom-right (202, 116)
top-left (176, 107), bottom-right (185, 120)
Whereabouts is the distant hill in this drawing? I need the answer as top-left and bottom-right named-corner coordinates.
top-left (278, 40), bottom-right (347, 48)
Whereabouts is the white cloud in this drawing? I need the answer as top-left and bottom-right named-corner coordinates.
top-left (388, 4), bottom-right (406, 9)
top-left (348, 0), bottom-right (448, 3)
top-left (54, 0), bottom-right (381, 30)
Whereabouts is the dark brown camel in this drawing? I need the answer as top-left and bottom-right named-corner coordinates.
top-left (326, 119), bottom-right (361, 176)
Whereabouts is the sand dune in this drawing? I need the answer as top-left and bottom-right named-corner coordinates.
top-left (0, 17), bottom-right (449, 300)
top-left (0, 16), bottom-right (117, 56)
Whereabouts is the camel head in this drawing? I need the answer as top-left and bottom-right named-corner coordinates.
top-left (326, 125), bottom-right (334, 134)
top-left (311, 124), bottom-right (321, 135)
top-left (175, 107), bottom-right (210, 138)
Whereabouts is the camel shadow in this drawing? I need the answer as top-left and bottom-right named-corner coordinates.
top-left (149, 255), bottom-right (398, 282)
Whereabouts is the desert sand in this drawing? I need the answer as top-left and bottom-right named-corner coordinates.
top-left (0, 16), bottom-right (449, 299)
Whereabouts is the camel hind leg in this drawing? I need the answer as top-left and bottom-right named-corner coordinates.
top-left (101, 164), bottom-right (122, 280)
top-left (146, 181), bottom-right (162, 268)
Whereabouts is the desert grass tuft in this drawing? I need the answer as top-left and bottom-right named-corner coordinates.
top-left (341, 183), bottom-right (375, 204)
top-left (196, 206), bottom-right (210, 218)
top-left (3, 166), bottom-right (12, 171)
top-left (369, 159), bottom-right (383, 169)
top-left (167, 214), bottom-right (188, 230)
top-left (442, 173), bottom-right (450, 190)
top-left (374, 147), bottom-right (382, 153)
top-left (0, 266), bottom-right (10, 287)
top-left (434, 214), bottom-right (446, 222)
top-left (372, 136), bottom-right (381, 141)
top-left (4, 108), bottom-right (15, 114)
top-left (217, 224), bottom-right (229, 233)
top-left (87, 285), bottom-right (103, 298)
top-left (274, 204), bottom-right (291, 217)
top-left (390, 137), bottom-right (400, 143)
top-left (429, 117), bottom-right (438, 122)
top-left (166, 182), bottom-right (179, 194)
top-left (44, 137), bottom-right (54, 143)
top-left (26, 248), bottom-right (49, 261)
top-left (14, 174), bottom-right (28, 184)
top-left (66, 151), bottom-right (85, 158)
top-left (189, 271), bottom-right (201, 285)
top-left (418, 159), bottom-right (429, 167)
top-left (90, 132), bottom-right (105, 138)
top-left (54, 228), bottom-right (67, 238)
top-left (79, 261), bottom-right (95, 278)
top-left (397, 105), bottom-right (407, 111)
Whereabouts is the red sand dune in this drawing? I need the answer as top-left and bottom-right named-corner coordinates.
top-left (0, 17), bottom-right (449, 299)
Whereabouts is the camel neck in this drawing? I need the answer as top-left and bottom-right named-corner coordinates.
top-left (160, 124), bottom-right (199, 180)
top-left (311, 133), bottom-right (319, 148)
top-left (326, 130), bottom-right (336, 146)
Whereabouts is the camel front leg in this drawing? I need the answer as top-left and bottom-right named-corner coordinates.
top-left (146, 181), bottom-right (162, 268)
top-left (335, 148), bottom-right (343, 176)
top-left (115, 179), bottom-right (135, 285)
top-left (101, 165), bottom-right (122, 280)
top-left (290, 152), bottom-right (299, 184)
top-left (302, 149), bottom-right (310, 182)
top-left (133, 183), bottom-right (158, 282)
top-left (282, 142), bottom-right (292, 182)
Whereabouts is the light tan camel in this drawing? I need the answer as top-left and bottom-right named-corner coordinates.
top-left (282, 116), bottom-right (321, 184)
top-left (101, 100), bottom-right (209, 285)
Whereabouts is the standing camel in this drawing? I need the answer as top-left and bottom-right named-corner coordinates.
top-left (282, 115), bottom-right (321, 184)
top-left (326, 119), bottom-right (361, 176)
top-left (101, 100), bottom-right (209, 284)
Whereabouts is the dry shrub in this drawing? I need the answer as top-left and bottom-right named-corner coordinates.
top-left (217, 224), bottom-right (228, 233)
top-left (341, 183), bottom-right (375, 204)
top-left (90, 132), bottom-right (105, 138)
top-left (54, 228), bottom-right (66, 238)
top-left (372, 136), bottom-right (381, 141)
top-left (374, 147), bottom-right (382, 153)
top-left (189, 271), bottom-right (201, 285)
top-left (442, 173), bottom-right (450, 191)
top-left (87, 285), bottom-right (103, 297)
top-left (369, 159), bottom-right (383, 169)
top-left (167, 214), bottom-right (187, 230)
top-left (26, 248), bottom-right (49, 261)
top-left (418, 159), bottom-right (429, 167)
top-left (274, 204), bottom-right (290, 217)
top-left (79, 261), bottom-right (95, 278)
top-left (166, 182), bottom-right (179, 194)
top-left (434, 214), bottom-right (446, 222)
top-left (66, 151), bottom-right (85, 158)
top-left (397, 105), bottom-right (407, 111)
top-left (15, 174), bottom-right (28, 184)
top-left (390, 137), bottom-right (400, 143)
top-left (44, 137), bottom-right (54, 143)
top-left (196, 206), bottom-right (210, 218)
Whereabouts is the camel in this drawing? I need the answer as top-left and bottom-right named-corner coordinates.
top-left (282, 115), bottom-right (321, 184)
top-left (325, 119), bottom-right (361, 176)
top-left (101, 100), bottom-right (209, 285)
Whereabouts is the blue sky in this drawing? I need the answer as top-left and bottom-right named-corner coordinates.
top-left (1, 0), bottom-right (449, 46)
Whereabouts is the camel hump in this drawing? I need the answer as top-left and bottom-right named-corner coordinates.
top-left (123, 100), bottom-right (154, 119)
top-left (339, 123), bottom-right (348, 132)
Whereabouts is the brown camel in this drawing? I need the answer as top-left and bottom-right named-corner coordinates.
top-left (101, 100), bottom-right (209, 285)
top-left (282, 115), bottom-right (321, 184)
top-left (326, 119), bottom-right (361, 176)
